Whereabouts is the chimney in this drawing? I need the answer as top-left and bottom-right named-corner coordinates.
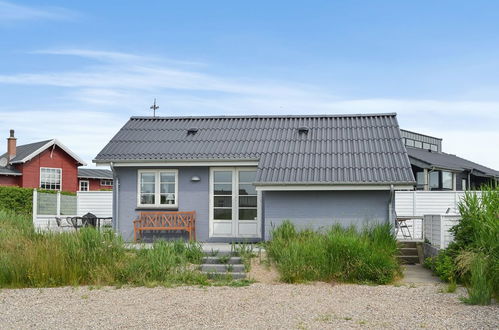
top-left (7, 129), bottom-right (16, 160)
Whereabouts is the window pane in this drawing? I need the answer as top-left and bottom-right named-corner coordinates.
top-left (429, 171), bottom-right (439, 189)
top-left (214, 196), bottom-right (231, 207)
top-left (406, 139), bottom-right (414, 147)
top-left (141, 183), bottom-right (155, 193)
top-left (239, 171), bottom-right (256, 183)
top-left (160, 173), bottom-right (175, 183)
top-left (214, 208), bottom-right (232, 220)
top-left (141, 173), bottom-right (155, 183)
top-left (414, 141), bottom-right (423, 148)
top-left (238, 184), bottom-right (256, 195)
top-left (214, 184), bottom-right (232, 195)
top-left (214, 171), bottom-right (232, 182)
top-left (160, 193), bottom-right (176, 204)
top-left (462, 179), bottom-right (467, 190)
top-left (416, 172), bottom-right (425, 185)
top-left (239, 196), bottom-right (257, 207)
top-left (239, 209), bottom-right (257, 220)
top-left (141, 194), bottom-right (155, 204)
top-left (160, 183), bottom-right (175, 193)
top-left (442, 171), bottom-right (453, 189)
top-left (423, 143), bottom-right (430, 150)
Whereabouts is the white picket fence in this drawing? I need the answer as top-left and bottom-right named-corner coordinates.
top-left (33, 190), bottom-right (113, 231)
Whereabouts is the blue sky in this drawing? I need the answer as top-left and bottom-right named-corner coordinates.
top-left (0, 0), bottom-right (498, 168)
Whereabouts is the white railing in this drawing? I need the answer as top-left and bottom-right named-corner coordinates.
top-left (396, 216), bottom-right (424, 241)
top-left (395, 190), bottom-right (481, 216)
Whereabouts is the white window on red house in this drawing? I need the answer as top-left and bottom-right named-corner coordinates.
top-left (100, 179), bottom-right (113, 186)
top-left (79, 180), bottom-right (89, 191)
top-left (40, 168), bottom-right (62, 190)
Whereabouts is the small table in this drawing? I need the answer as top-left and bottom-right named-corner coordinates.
top-left (66, 216), bottom-right (112, 230)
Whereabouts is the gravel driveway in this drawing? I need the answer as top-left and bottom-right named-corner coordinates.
top-left (0, 283), bottom-right (497, 329)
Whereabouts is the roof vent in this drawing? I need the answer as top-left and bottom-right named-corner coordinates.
top-left (298, 126), bottom-right (309, 134)
top-left (187, 127), bottom-right (198, 135)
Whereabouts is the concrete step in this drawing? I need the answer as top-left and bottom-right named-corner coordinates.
top-left (202, 271), bottom-right (246, 280)
top-left (398, 242), bottom-right (417, 249)
top-left (203, 251), bottom-right (237, 257)
top-left (397, 255), bottom-right (420, 264)
top-left (398, 247), bottom-right (418, 256)
top-left (202, 256), bottom-right (243, 264)
top-left (200, 264), bottom-right (245, 273)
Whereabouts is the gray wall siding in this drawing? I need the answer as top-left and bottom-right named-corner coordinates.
top-left (114, 166), bottom-right (210, 242)
top-left (262, 190), bottom-right (391, 240)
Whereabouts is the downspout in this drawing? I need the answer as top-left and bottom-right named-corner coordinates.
top-left (110, 162), bottom-right (119, 233)
top-left (388, 184), bottom-right (395, 229)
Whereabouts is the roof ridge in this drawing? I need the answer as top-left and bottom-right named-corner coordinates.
top-left (130, 113), bottom-right (397, 120)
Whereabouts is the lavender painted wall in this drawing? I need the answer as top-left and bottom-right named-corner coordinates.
top-left (262, 190), bottom-right (391, 240)
top-left (113, 166), bottom-right (210, 242)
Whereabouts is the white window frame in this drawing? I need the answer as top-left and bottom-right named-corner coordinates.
top-left (40, 167), bottom-right (62, 191)
top-left (137, 169), bottom-right (179, 209)
top-left (79, 180), bottom-right (89, 191)
top-left (100, 179), bottom-right (113, 186)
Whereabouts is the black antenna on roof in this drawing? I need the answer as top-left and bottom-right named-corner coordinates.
top-left (150, 98), bottom-right (159, 117)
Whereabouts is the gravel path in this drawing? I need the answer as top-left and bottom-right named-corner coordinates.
top-left (0, 283), bottom-right (497, 329)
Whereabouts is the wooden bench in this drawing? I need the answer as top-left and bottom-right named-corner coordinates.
top-left (133, 211), bottom-right (196, 242)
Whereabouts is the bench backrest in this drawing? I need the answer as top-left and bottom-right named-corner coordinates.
top-left (137, 211), bottom-right (195, 228)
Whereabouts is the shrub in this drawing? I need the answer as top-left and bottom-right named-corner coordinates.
top-left (425, 185), bottom-right (498, 305)
top-left (0, 186), bottom-right (33, 215)
top-left (266, 221), bottom-right (400, 284)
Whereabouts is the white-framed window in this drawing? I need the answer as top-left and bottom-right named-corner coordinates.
top-left (137, 169), bottom-right (178, 208)
top-left (442, 171), bottom-right (453, 190)
top-left (100, 179), bottom-right (113, 186)
top-left (79, 180), bottom-right (89, 191)
top-left (40, 167), bottom-right (62, 190)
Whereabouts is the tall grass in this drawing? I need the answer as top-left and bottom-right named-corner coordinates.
top-left (0, 209), bottom-right (207, 288)
top-left (425, 185), bottom-right (498, 305)
top-left (266, 221), bottom-right (400, 284)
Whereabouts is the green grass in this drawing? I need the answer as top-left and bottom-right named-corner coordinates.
top-left (266, 221), bottom-right (400, 284)
top-left (0, 209), bottom-right (218, 288)
top-left (425, 185), bottom-right (498, 305)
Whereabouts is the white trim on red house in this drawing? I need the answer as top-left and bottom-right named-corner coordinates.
top-left (10, 139), bottom-right (87, 166)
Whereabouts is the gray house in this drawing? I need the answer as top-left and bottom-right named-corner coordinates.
top-left (94, 113), bottom-right (415, 242)
top-left (400, 129), bottom-right (499, 190)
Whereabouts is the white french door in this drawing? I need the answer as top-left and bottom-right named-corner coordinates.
top-left (209, 167), bottom-right (260, 238)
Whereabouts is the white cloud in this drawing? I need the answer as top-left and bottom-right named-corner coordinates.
top-left (0, 1), bottom-right (75, 22)
top-left (0, 48), bottom-right (498, 169)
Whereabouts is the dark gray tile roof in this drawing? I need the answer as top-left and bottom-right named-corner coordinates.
top-left (0, 166), bottom-right (21, 176)
top-left (0, 140), bottom-right (52, 163)
top-left (78, 168), bottom-right (113, 179)
top-left (407, 147), bottom-right (499, 178)
top-left (95, 114), bottom-right (415, 185)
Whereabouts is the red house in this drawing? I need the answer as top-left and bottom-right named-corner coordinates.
top-left (0, 130), bottom-right (112, 192)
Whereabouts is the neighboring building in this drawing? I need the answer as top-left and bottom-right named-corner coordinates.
top-left (94, 114), bottom-right (415, 242)
top-left (0, 130), bottom-right (86, 192)
top-left (401, 129), bottom-right (499, 190)
top-left (77, 168), bottom-right (113, 191)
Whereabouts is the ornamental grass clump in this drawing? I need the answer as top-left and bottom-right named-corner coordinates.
top-left (0, 209), bottom-right (207, 288)
top-left (266, 221), bottom-right (400, 284)
top-left (425, 185), bottom-right (498, 305)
